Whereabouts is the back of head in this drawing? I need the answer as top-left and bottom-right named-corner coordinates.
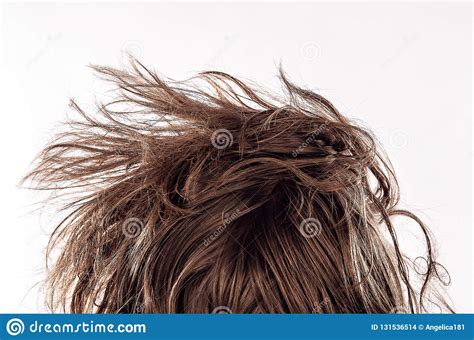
top-left (24, 60), bottom-right (451, 313)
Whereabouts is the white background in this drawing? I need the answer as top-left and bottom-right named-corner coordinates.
top-left (0, 1), bottom-right (472, 312)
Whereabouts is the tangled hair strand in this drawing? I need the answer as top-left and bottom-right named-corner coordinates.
top-left (23, 59), bottom-right (452, 313)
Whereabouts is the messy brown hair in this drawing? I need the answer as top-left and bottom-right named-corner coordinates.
top-left (23, 59), bottom-right (452, 313)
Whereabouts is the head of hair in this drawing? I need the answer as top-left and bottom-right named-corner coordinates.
top-left (23, 59), bottom-right (452, 313)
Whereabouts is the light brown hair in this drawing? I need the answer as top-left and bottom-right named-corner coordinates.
top-left (23, 59), bottom-right (452, 313)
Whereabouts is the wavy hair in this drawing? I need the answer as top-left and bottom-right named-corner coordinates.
top-left (23, 59), bottom-right (452, 313)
